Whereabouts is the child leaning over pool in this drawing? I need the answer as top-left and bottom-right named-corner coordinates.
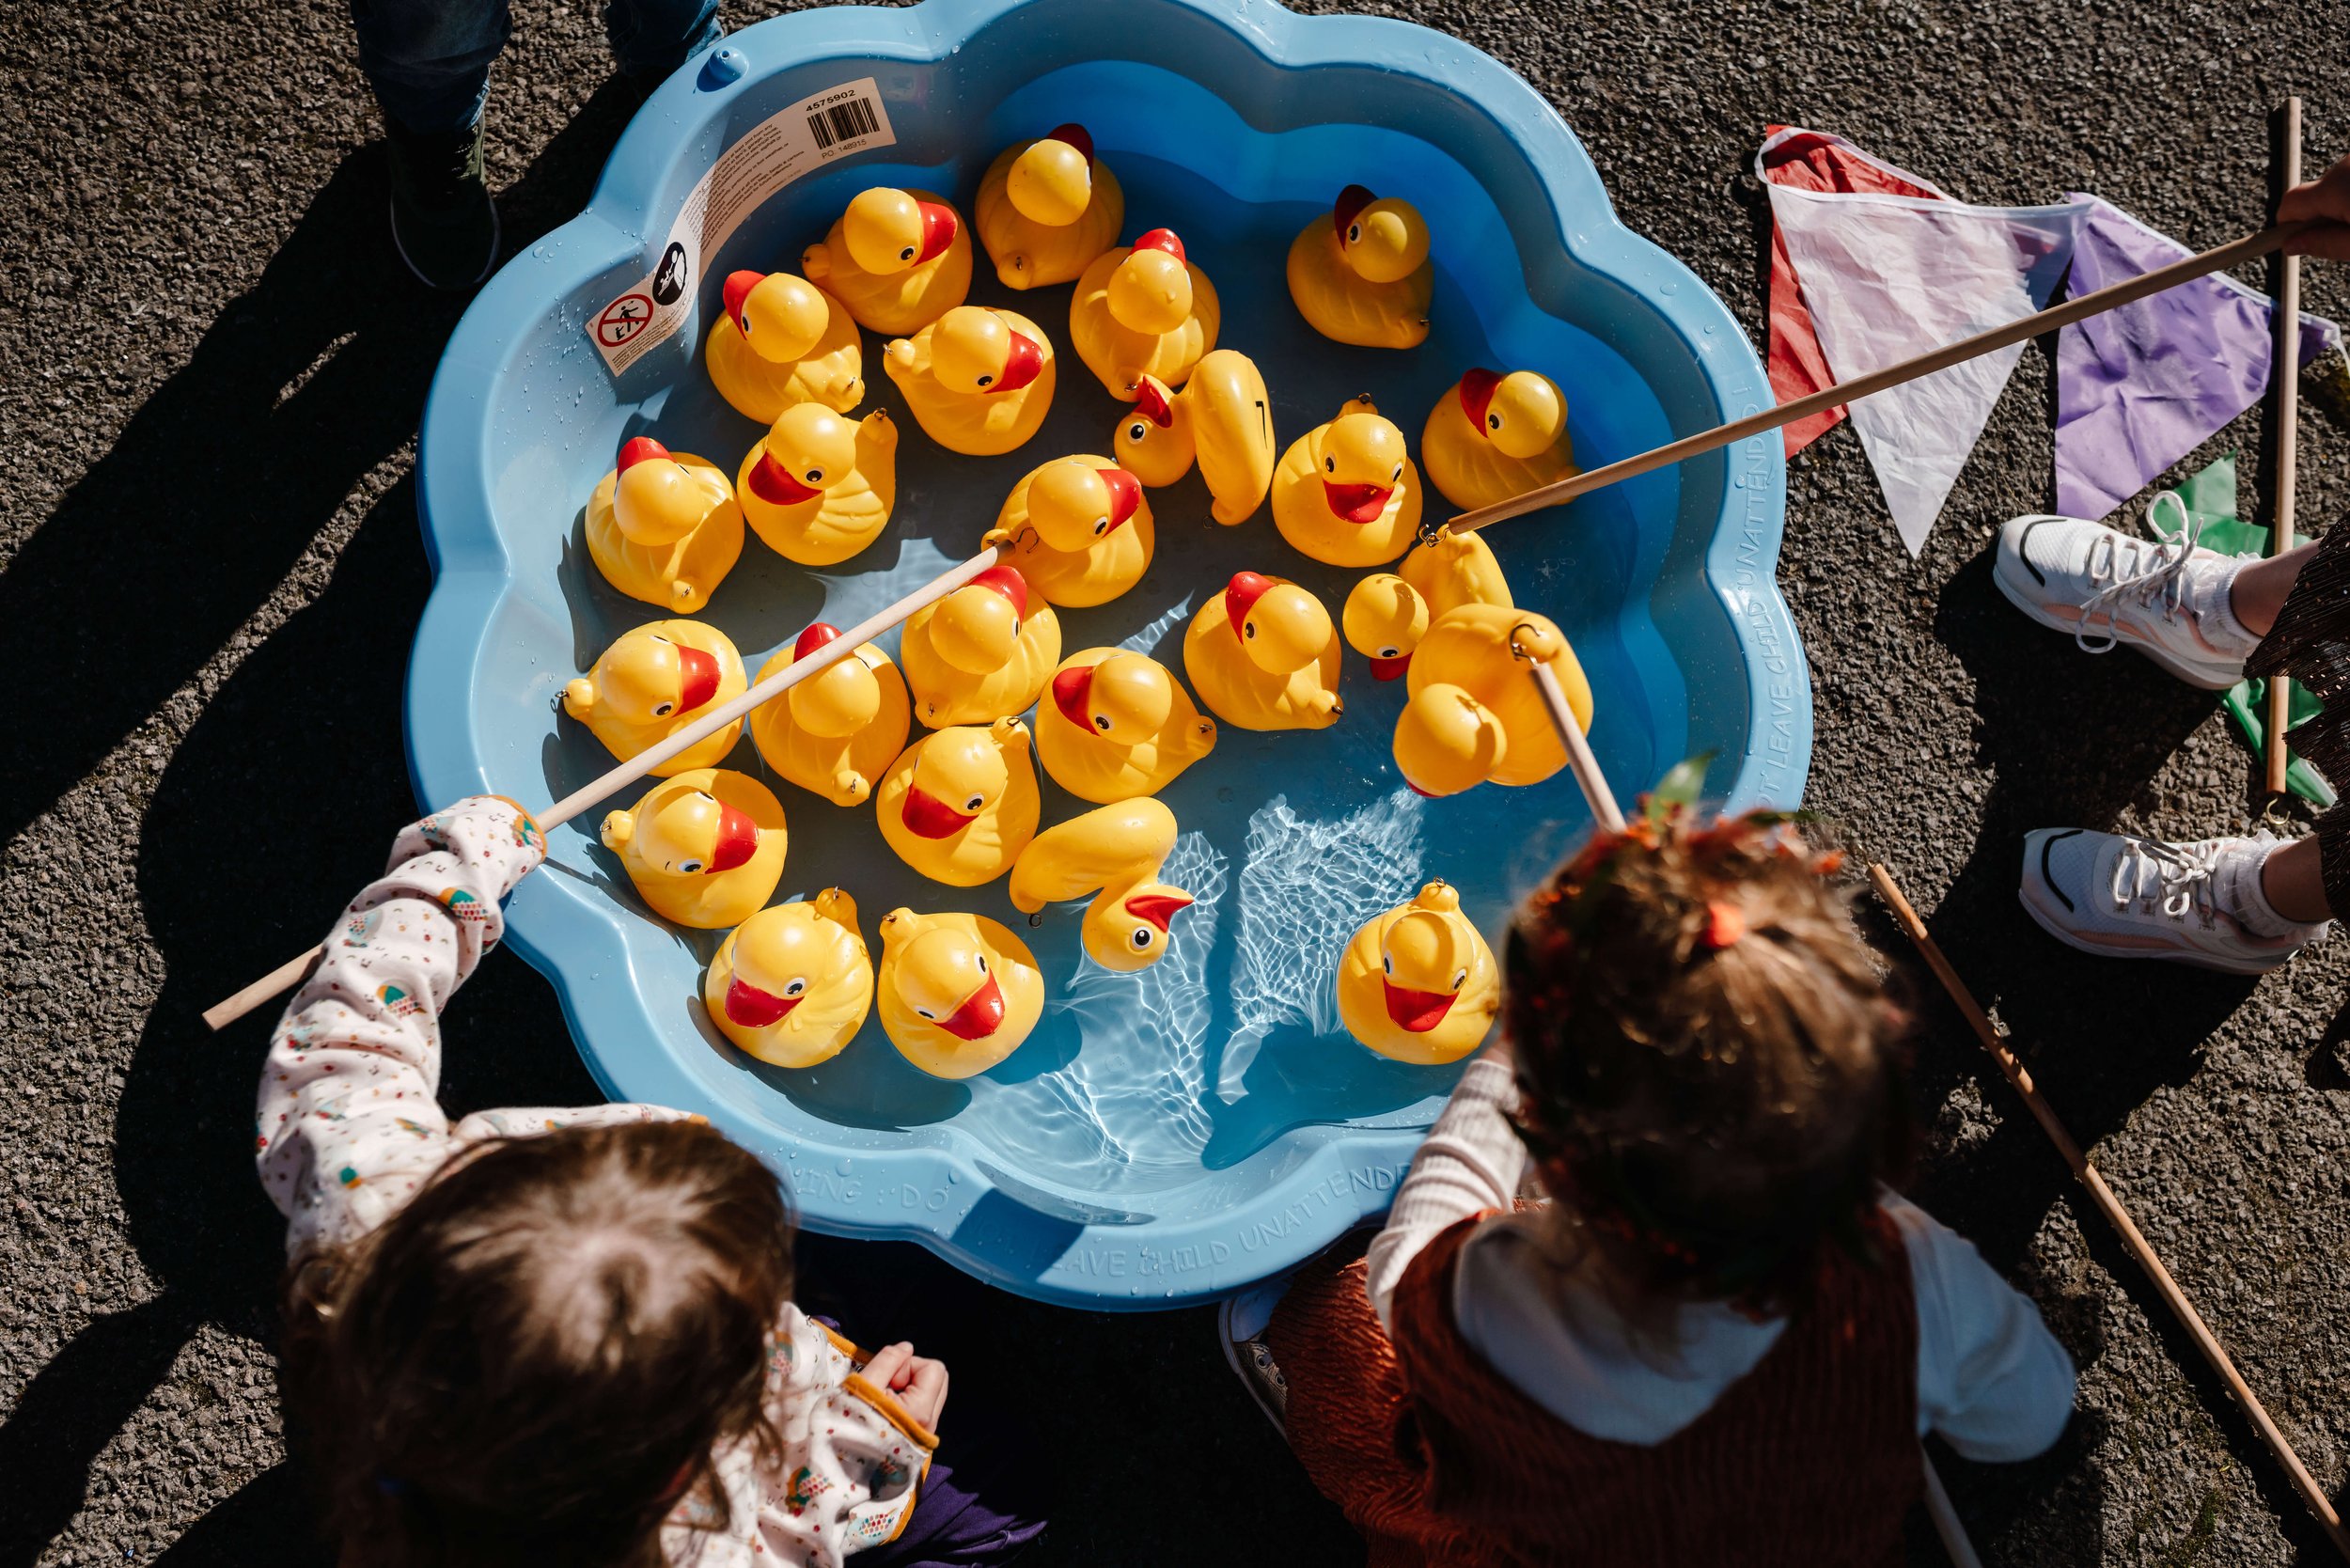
top-left (1228, 807), bottom-right (2076, 1564)
top-left (258, 794), bottom-right (1045, 1568)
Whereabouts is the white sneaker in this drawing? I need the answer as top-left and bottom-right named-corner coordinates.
top-left (1994, 492), bottom-right (2254, 690)
top-left (2019, 827), bottom-right (2324, 974)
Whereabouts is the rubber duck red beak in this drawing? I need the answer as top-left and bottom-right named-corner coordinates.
top-left (1132, 377), bottom-right (1174, 428)
top-left (676, 645), bottom-right (721, 713)
top-left (1098, 467), bottom-right (1142, 534)
top-left (1333, 182), bottom-right (1375, 241)
top-left (749, 451), bottom-right (823, 507)
top-left (971, 565), bottom-right (1030, 619)
top-left (1224, 570), bottom-right (1274, 644)
top-left (618, 435), bottom-right (670, 472)
top-left (793, 621), bottom-right (842, 660)
top-left (1122, 891), bottom-right (1193, 933)
top-left (1045, 122), bottom-right (1094, 165)
top-left (1458, 368), bottom-right (1502, 435)
top-left (1132, 227), bottom-right (1185, 263)
top-left (993, 330), bottom-right (1044, 393)
top-left (707, 803), bottom-right (759, 873)
top-left (1050, 665), bottom-right (1094, 730)
top-left (1371, 653), bottom-right (1411, 682)
top-left (724, 976), bottom-right (800, 1027)
top-left (940, 972), bottom-right (1007, 1042)
top-left (1323, 479), bottom-right (1394, 524)
top-left (916, 201), bottom-right (959, 263)
top-left (723, 270), bottom-right (763, 334)
top-left (1382, 978), bottom-right (1459, 1033)
top-left (901, 784), bottom-right (977, 840)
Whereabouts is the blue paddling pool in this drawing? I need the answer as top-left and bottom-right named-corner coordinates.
top-left (406, 0), bottom-right (1809, 1309)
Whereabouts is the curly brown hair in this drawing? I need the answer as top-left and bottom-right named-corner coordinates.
top-left (279, 1120), bottom-right (793, 1568)
top-left (1503, 808), bottom-right (1915, 1322)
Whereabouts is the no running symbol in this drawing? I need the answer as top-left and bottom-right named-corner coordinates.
top-left (597, 293), bottom-right (653, 349)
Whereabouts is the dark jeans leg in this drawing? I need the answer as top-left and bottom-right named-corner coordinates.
top-left (603, 0), bottom-right (722, 83)
top-left (349, 0), bottom-right (510, 135)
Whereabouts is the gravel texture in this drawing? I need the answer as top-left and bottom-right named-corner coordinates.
top-left (3, 0), bottom-right (2348, 1562)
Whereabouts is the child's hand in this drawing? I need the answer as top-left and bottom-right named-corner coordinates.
top-left (861, 1341), bottom-right (951, 1431)
top-left (2281, 151), bottom-right (2350, 260)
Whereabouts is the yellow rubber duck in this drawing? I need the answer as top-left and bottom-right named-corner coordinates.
top-left (1009, 799), bottom-right (1195, 972)
top-left (563, 619), bottom-right (745, 775)
top-left (1421, 368), bottom-right (1576, 512)
top-left (1036, 648), bottom-right (1217, 804)
top-left (1113, 351), bottom-right (1276, 525)
top-left (703, 269), bottom-right (865, 424)
top-left (747, 623), bottom-right (911, 807)
top-left (1335, 880), bottom-right (1499, 1065)
top-left (974, 122), bottom-right (1124, 290)
top-left (703, 889), bottom-right (872, 1069)
top-left (1394, 604), bottom-right (1592, 797)
top-left (983, 455), bottom-right (1151, 608)
top-left (1341, 528), bottom-right (1515, 682)
top-left (801, 186), bottom-right (972, 336)
top-left (875, 908), bottom-right (1045, 1079)
top-left (1270, 396), bottom-right (1423, 567)
top-left (1182, 570), bottom-right (1341, 732)
top-left (1069, 227), bottom-right (1221, 399)
top-left (875, 716), bottom-right (1040, 887)
top-left (584, 437), bottom-right (744, 614)
top-left (884, 305), bottom-right (1057, 457)
top-left (598, 767), bottom-right (786, 929)
top-left (735, 403), bottom-right (899, 567)
top-left (898, 564), bottom-right (1062, 727)
top-left (1286, 182), bottom-right (1433, 350)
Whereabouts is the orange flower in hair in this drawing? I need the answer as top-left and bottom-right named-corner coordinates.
top-left (1699, 900), bottom-right (1747, 950)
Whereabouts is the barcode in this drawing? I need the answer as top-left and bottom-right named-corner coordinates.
top-left (808, 96), bottom-right (880, 151)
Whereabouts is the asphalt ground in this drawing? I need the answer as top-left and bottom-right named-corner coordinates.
top-left (4, 0), bottom-right (2349, 1562)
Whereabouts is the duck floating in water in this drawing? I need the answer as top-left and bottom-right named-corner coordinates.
top-left (1342, 528), bottom-right (1515, 682)
top-left (898, 564), bottom-right (1062, 727)
top-left (703, 889), bottom-right (873, 1069)
top-left (802, 186), bottom-right (971, 336)
top-left (1183, 570), bottom-right (1342, 731)
top-left (736, 402), bottom-right (898, 567)
top-left (1286, 183), bottom-right (1433, 350)
top-left (885, 305), bottom-right (1056, 457)
top-left (875, 716), bottom-right (1040, 887)
top-left (1421, 368), bottom-right (1576, 512)
top-left (585, 437), bottom-right (744, 614)
top-left (875, 907), bottom-right (1045, 1079)
top-left (1113, 351), bottom-right (1276, 526)
top-left (1336, 879), bottom-right (1499, 1064)
top-left (1069, 227), bottom-right (1220, 399)
top-left (1009, 799), bottom-right (1195, 972)
top-left (704, 269), bottom-right (864, 425)
top-left (974, 123), bottom-right (1123, 290)
top-left (984, 455), bottom-right (1151, 608)
top-left (564, 619), bottom-right (745, 775)
top-left (1271, 396), bottom-right (1423, 567)
top-left (599, 767), bottom-right (786, 929)
top-left (1035, 649), bottom-right (1217, 805)
top-left (747, 623), bottom-right (911, 808)
top-left (1393, 603), bottom-right (1591, 797)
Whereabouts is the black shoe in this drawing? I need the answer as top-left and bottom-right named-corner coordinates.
top-left (386, 118), bottom-right (500, 291)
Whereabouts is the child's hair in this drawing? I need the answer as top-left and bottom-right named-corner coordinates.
top-left (1503, 808), bottom-right (1914, 1322)
top-left (280, 1120), bottom-right (792, 1568)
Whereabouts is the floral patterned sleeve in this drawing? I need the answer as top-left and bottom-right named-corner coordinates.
top-left (254, 796), bottom-right (684, 1257)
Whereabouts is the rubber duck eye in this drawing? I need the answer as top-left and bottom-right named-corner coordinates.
top-left (1452, 968), bottom-right (1469, 990)
top-left (1243, 621), bottom-right (1257, 639)
top-left (1324, 456), bottom-right (1337, 474)
top-left (916, 1007), bottom-right (937, 1021)
top-left (1092, 517), bottom-right (1109, 537)
top-left (964, 793), bottom-right (985, 812)
top-left (1382, 953), bottom-right (1393, 977)
top-left (678, 859), bottom-right (704, 874)
top-left (1377, 645), bottom-right (1399, 659)
top-left (976, 954), bottom-right (989, 974)
top-left (784, 978), bottom-right (807, 997)
top-left (1346, 223), bottom-right (1361, 243)
top-left (650, 635), bottom-right (673, 645)
top-left (898, 244), bottom-right (916, 261)
top-left (977, 373), bottom-right (995, 386)
top-left (1487, 413), bottom-right (1503, 431)
top-left (1391, 463), bottom-right (1403, 482)
top-left (1132, 928), bottom-right (1153, 949)
top-left (1126, 421), bottom-right (1147, 442)
top-left (652, 701), bottom-right (676, 717)
top-left (1093, 714), bottom-right (1112, 731)
top-left (804, 468), bottom-right (823, 483)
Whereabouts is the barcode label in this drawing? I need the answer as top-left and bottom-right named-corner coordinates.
top-left (808, 96), bottom-right (880, 151)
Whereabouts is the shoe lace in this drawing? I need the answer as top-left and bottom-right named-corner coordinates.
top-left (2074, 491), bottom-right (2203, 656)
top-left (2109, 835), bottom-right (2222, 922)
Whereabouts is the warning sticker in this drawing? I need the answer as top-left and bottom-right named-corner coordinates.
top-left (590, 77), bottom-right (897, 376)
